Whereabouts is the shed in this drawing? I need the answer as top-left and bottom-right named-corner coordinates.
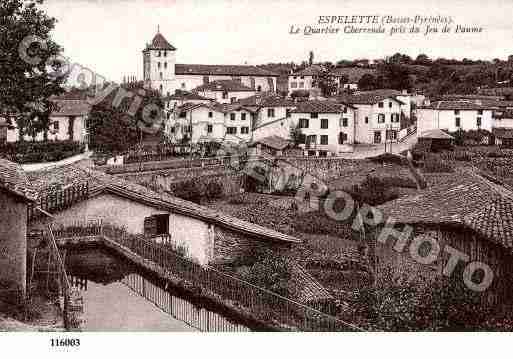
top-left (418, 129), bottom-right (454, 151)
top-left (250, 135), bottom-right (292, 156)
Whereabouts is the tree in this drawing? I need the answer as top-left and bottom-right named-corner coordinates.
top-left (358, 74), bottom-right (378, 91)
top-left (308, 51), bottom-right (314, 66)
top-left (414, 54), bottom-right (431, 66)
top-left (0, 0), bottom-right (66, 141)
top-left (315, 68), bottom-right (338, 97)
top-left (377, 63), bottom-right (413, 91)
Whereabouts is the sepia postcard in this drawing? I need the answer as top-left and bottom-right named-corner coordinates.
top-left (0, 0), bottom-right (512, 356)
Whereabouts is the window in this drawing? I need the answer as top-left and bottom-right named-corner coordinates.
top-left (299, 118), bottom-right (309, 128)
top-left (230, 97), bottom-right (236, 103)
top-left (207, 124), bottom-right (213, 133)
top-left (300, 76), bottom-right (305, 79)
top-left (159, 84), bottom-right (163, 92)
top-left (227, 127), bottom-right (237, 134)
top-left (164, 51), bottom-right (167, 57)
top-left (179, 111), bottom-right (186, 118)
top-left (53, 121), bottom-right (59, 131)
top-left (160, 72), bottom-right (163, 80)
top-left (477, 117), bottom-right (482, 127)
top-left (144, 214), bottom-right (169, 237)
top-left (291, 82), bottom-right (298, 88)
top-left (298, 134), bottom-right (306, 144)
top-left (386, 130), bottom-right (398, 140)
top-left (241, 127), bottom-right (249, 134)
top-left (341, 118), bottom-right (348, 127)
top-left (321, 118), bottom-right (328, 129)
top-left (365, 116), bottom-right (369, 124)
top-left (257, 85), bottom-right (262, 92)
top-left (389, 101), bottom-right (393, 108)
top-left (478, 110), bottom-right (483, 115)
top-left (338, 132), bottom-right (348, 144)
top-left (377, 114), bottom-right (385, 123)
top-left (164, 62), bottom-right (167, 69)
top-left (166, 113), bottom-right (170, 119)
top-left (378, 102), bottom-right (384, 108)
top-left (241, 113), bottom-right (247, 121)
top-left (320, 135), bottom-right (329, 145)
top-left (311, 113), bottom-right (318, 119)
top-left (343, 107), bottom-right (348, 114)
top-left (267, 108), bottom-right (275, 118)
top-left (158, 62), bottom-right (161, 69)
top-left (230, 113), bottom-right (236, 121)
top-left (299, 82), bottom-right (304, 88)
top-left (208, 111), bottom-right (213, 118)
top-left (455, 117), bottom-right (461, 127)
top-left (183, 125), bottom-right (192, 133)
top-left (157, 51), bottom-right (161, 57)
top-left (391, 113), bottom-right (400, 123)
top-left (203, 76), bottom-right (209, 84)
top-left (293, 76), bottom-right (297, 80)
top-left (181, 83), bottom-right (186, 89)
top-left (222, 91), bottom-right (228, 99)
top-left (286, 109), bottom-right (291, 118)
top-left (306, 135), bottom-right (317, 145)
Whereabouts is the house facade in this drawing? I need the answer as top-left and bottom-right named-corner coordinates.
top-left (29, 165), bottom-right (300, 266)
top-left (417, 101), bottom-right (494, 135)
top-left (143, 32), bottom-right (279, 97)
top-left (252, 98), bottom-right (297, 142)
top-left (3, 99), bottom-right (91, 144)
top-left (0, 160), bottom-right (38, 301)
top-left (289, 101), bottom-right (357, 155)
top-left (337, 94), bottom-right (403, 144)
top-left (375, 171), bottom-right (513, 304)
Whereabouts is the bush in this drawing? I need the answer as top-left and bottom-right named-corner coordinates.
top-left (0, 140), bottom-right (85, 164)
top-left (204, 181), bottom-right (224, 201)
top-left (348, 176), bottom-right (400, 206)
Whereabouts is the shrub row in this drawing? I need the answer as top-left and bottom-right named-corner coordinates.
top-left (0, 140), bottom-right (85, 164)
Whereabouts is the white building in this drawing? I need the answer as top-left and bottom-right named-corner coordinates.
top-left (289, 101), bottom-right (357, 155)
top-left (143, 31), bottom-right (279, 97)
top-left (337, 94), bottom-right (403, 144)
top-left (417, 101), bottom-right (495, 135)
top-left (288, 65), bottom-right (377, 95)
top-left (252, 98), bottom-right (297, 142)
top-left (192, 80), bottom-right (256, 104)
top-left (2, 99), bottom-right (90, 144)
top-left (168, 102), bottom-right (255, 145)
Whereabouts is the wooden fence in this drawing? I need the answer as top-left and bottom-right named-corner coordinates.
top-left (28, 182), bottom-right (89, 221)
top-left (52, 221), bottom-right (362, 332)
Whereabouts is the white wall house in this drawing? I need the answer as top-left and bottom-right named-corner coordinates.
top-left (2, 99), bottom-right (90, 144)
top-left (289, 101), bottom-right (357, 155)
top-left (252, 98), bottom-right (298, 142)
top-left (168, 103), bottom-right (254, 145)
top-left (143, 32), bottom-right (279, 96)
top-left (417, 101), bottom-right (494, 135)
top-left (192, 80), bottom-right (256, 104)
top-left (337, 94), bottom-right (403, 144)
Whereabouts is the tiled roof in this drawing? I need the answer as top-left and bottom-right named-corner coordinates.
top-left (421, 100), bottom-right (493, 110)
top-left (419, 129), bottom-right (455, 140)
top-left (377, 170), bottom-right (513, 251)
top-left (291, 100), bottom-right (355, 113)
top-left (175, 64), bottom-right (279, 77)
top-left (492, 127), bottom-right (513, 139)
top-left (165, 91), bottom-right (212, 101)
top-left (0, 159), bottom-right (38, 202)
top-left (291, 65), bottom-right (324, 77)
top-left (51, 100), bottom-right (92, 117)
top-left (251, 135), bottom-right (291, 150)
top-left (28, 164), bottom-right (301, 244)
top-left (193, 80), bottom-right (255, 92)
top-left (259, 97), bottom-right (297, 108)
top-left (329, 67), bottom-right (377, 82)
top-left (145, 32), bottom-right (176, 51)
top-left (464, 197), bottom-right (513, 249)
top-left (494, 109), bottom-right (513, 119)
top-left (336, 93), bottom-right (405, 105)
top-left (356, 89), bottom-right (404, 97)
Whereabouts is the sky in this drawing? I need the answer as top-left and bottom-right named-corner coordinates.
top-left (41, 0), bottom-right (513, 82)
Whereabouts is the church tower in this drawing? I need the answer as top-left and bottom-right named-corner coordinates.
top-left (143, 28), bottom-right (177, 96)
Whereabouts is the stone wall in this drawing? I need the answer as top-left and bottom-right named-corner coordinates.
top-left (0, 190), bottom-right (27, 300)
top-left (212, 226), bottom-right (290, 265)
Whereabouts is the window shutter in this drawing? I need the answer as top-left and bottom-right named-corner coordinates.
top-left (144, 216), bottom-right (158, 237)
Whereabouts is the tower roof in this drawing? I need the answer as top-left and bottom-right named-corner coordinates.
top-left (145, 32), bottom-right (176, 51)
